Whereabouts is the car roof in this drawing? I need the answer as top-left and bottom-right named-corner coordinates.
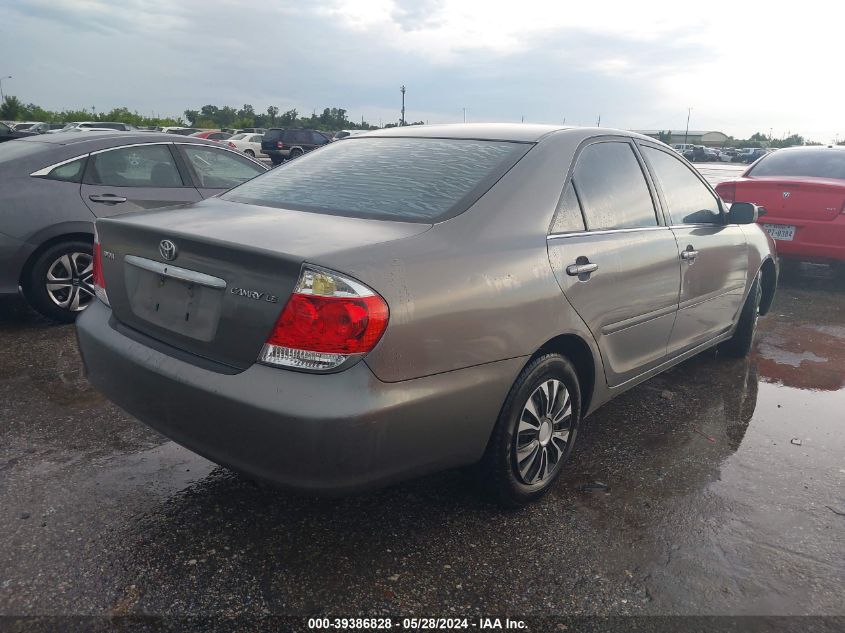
top-left (353, 123), bottom-right (653, 144)
top-left (14, 131), bottom-right (223, 151)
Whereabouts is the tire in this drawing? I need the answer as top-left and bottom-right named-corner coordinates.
top-left (244, 149), bottom-right (255, 157)
top-left (720, 273), bottom-right (761, 358)
top-left (270, 155), bottom-right (283, 166)
top-left (481, 354), bottom-right (582, 507)
top-left (25, 239), bottom-right (95, 323)
top-left (289, 148), bottom-right (303, 160)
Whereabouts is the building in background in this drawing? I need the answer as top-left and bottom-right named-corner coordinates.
top-left (635, 130), bottom-right (729, 147)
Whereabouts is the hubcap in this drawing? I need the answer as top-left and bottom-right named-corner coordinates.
top-left (45, 251), bottom-right (94, 312)
top-left (514, 379), bottom-right (572, 485)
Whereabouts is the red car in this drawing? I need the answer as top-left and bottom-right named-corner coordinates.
top-left (189, 130), bottom-right (232, 142)
top-left (715, 146), bottom-right (845, 267)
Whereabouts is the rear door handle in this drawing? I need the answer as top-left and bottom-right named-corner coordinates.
top-left (88, 194), bottom-right (127, 204)
top-left (566, 262), bottom-right (599, 276)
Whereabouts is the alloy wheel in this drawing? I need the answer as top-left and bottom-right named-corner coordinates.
top-left (513, 379), bottom-right (572, 484)
top-left (45, 252), bottom-right (94, 312)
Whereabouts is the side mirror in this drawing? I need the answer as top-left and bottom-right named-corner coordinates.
top-left (727, 202), bottom-right (759, 224)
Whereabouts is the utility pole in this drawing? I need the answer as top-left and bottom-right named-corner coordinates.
top-left (597, 115), bottom-right (601, 127)
top-left (0, 75), bottom-right (10, 102)
top-left (462, 107), bottom-right (466, 123)
top-left (521, 115), bottom-right (524, 123)
top-left (684, 107), bottom-right (692, 146)
top-left (400, 85), bottom-right (406, 126)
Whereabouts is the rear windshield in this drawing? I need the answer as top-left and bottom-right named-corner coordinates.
top-left (748, 149), bottom-right (845, 180)
top-left (221, 137), bottom-right (530, 222)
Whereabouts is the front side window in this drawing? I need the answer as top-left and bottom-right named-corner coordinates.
top-left (641, 146), bottom-right (721, 225)
top-left (181, 145), bottom-right (265, 189)
top-left (222, 137), bottom-right (529, 222)
top-left (573, 142), bottom-right (657, 230)
top-left (85, 144), bottom-right (184, 187)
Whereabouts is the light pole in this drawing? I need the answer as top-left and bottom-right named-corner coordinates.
top-left (0, 76), bottom-right (11, 102)
top-left (462, 107), bottom-right (466, 123)
top-left (684, 107), bottom-right (692, 147)
top-left (400, 85), bottom-right (406, 126)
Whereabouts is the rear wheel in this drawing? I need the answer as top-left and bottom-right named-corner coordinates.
top-left (720, 273), bottom-right (761, 358)
top-left (244, 149), bottom-right (255, 157)
top-left (481, 354), bottom-right (582, 507)
top-left (25, 240), bottom-right (95, 323)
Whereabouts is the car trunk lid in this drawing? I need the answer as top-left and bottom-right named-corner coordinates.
top-left (735, 177), bottom-right (845, 222)
top-left (95, 197), bottom-right (430, 370)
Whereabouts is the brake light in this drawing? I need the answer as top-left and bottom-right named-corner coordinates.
top-left (715, 181), bottom-right (736, 204)
top-left (259, 265), bottom-right (389, 371)
top-left (276, 141), bottom-right (284, 149)
top-left (92, 228), bottom-right (109, 306)
top-left (227, 141), bottom-right (236, 148)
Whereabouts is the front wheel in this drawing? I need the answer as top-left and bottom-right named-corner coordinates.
top-left (720, 274), bottom-right (761, 358)
top-left (481, 354), bottom-right (582, 507)
top-left (25, 240), bottom-right (95, 323)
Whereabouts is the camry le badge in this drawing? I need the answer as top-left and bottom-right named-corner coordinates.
top-left (782, 191), bottom-right (791, 199)
top-left (159, 239), bottom-right (177, 261)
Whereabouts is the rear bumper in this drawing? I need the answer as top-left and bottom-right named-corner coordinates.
top-left (760, 217), bottom-right (845, 263)
top-left (76, 301), bottom-right (522, 494)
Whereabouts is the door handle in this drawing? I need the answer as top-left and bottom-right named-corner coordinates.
top-left (566, 262), bottom-right (599, 276)
top-left (88, 194), bottom-right (127, 204)
top-left (681, 247), bottom-right (699, 261)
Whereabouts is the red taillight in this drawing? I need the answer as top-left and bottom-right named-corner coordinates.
top-left (259, 266), bottom-right (388, 371)
top-left (227, 141), bottom-right (236, 148)
top-left (276, 141), bottom-right (284, 149)
top-left (715, 181), bottom-right (736, 203)
top-left (92, 242), bottom-right (104, 288)
top-left (92, 233), bottom-right (109, 306)
top-left (267, 293), bottom-right (388, 354)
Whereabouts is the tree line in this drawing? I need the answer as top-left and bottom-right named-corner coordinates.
top-left (654, 129), bottom-right (824, 148)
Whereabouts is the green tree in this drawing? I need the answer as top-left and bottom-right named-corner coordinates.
top-left (278, 108), bottom-right (297, 127)
top-left (184, 109), bottom-right (200, 125)
top-left (0, 95), bottom-right (23, 120)
top-left (267, 105), bottom-right (279, 125)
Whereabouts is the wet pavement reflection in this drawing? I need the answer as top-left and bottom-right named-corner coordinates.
top-left (0, 263), bottom-right (843, 620)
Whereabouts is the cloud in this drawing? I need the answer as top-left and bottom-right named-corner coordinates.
top-left (0, 0), bottom-right (842, 141)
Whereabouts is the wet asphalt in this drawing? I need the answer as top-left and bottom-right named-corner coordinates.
top-left (1, 262), bottom-right (844, 627)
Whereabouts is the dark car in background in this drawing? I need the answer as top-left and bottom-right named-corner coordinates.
top-left (0, 132), bottom-right (267, 321)
top-left (0, 121), bottom-right (37, 143)
top-left (261, 128), bottom-right (331, 165)
top-left (76, 124), bottom-right (777, 506)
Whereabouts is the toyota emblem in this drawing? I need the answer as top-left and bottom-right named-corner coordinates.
top-left (159, 239), bottom-right (177, 261)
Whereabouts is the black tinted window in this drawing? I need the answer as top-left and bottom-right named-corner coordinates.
top-left (222, 137), bottom-right (528, 222)
top-left (642, 146), bottom-right (721, 225)
top-left (550, 182), bottom-right (585, 233)
top-left (748, 149), bottom-right (845, 180)
top-left (264, 129), bottom-right (282, 142)
top-left (86, 145), bottom-right (183, 187)
top-left (574, 142), bottom-right (657, 230)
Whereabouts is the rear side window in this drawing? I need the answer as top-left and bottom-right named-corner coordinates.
top-left (748, 149), bottom-right (845, 180)
top-left (264, 129), bottom-right (283, 142)
top-left (222, 137), bottom-right (530, 222)
top-left (550, 182), bottom-right (586, 233)
top-left (44, 157), bottom-right (87, 183)
top-left (85, 144), bottom-right (184, 187)
top-left (641, 146), bottom-right (721, 225)
top-left (574, 142), bottom-right (657, 230)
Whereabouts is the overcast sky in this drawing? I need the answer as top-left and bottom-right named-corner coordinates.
top-left (1, 0), bottom-right (842, 141)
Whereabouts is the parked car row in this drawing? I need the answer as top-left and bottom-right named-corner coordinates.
top-left (669, 144), bottom-right (775, 164)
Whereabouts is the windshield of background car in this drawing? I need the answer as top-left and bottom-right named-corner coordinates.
top-left (748, 149), bottom-right (845, 180)
top-left (221, 137), bottom-right (531, 222)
